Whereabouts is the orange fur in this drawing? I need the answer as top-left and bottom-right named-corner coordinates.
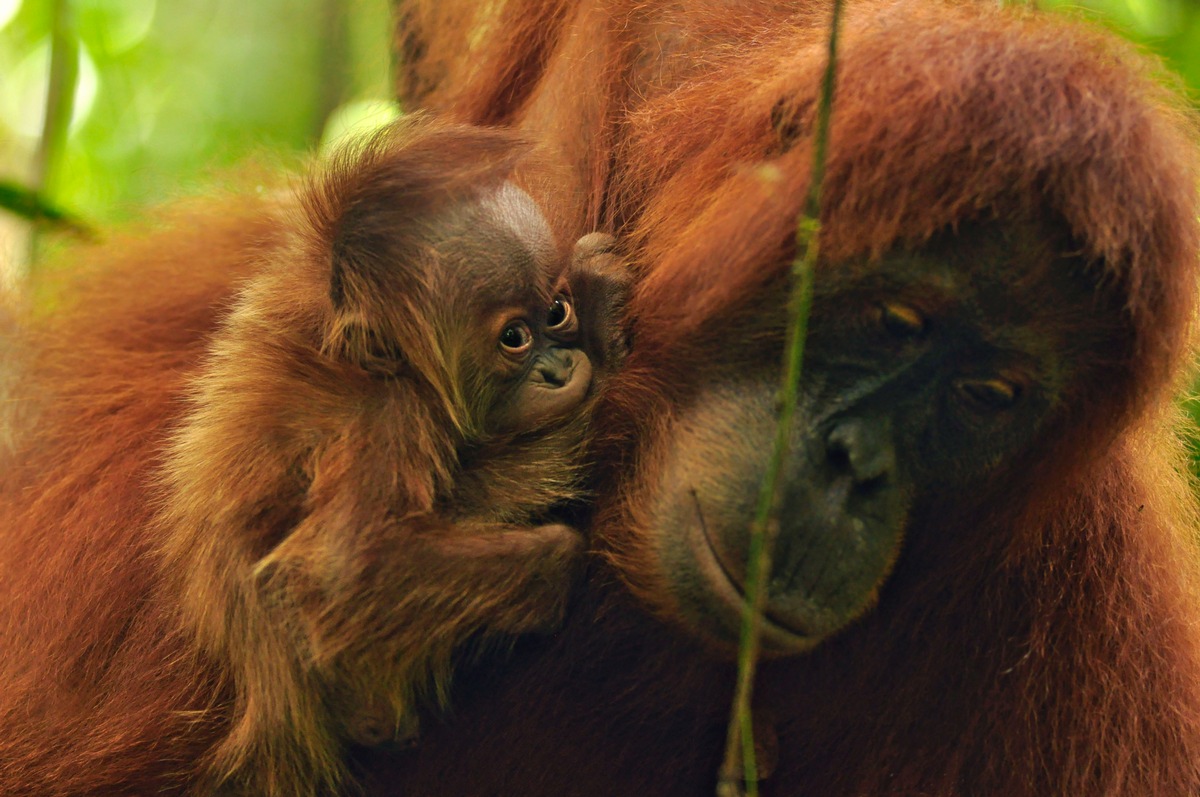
top-left (2, 3), bottom-right (1198, 795)
top-left (370, 2), bottom-right (1200, 795)
top-left (0, 119), bottom-right (615, 795)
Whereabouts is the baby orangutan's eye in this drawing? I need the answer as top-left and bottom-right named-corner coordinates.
top-left (547, 296), bottom-right (574, 330)
top-left (499, 321), bottom-right (533, 355)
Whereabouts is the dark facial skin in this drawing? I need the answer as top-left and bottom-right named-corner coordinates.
top-left (438, 186), bottom-right (628, 435)
top-left (487, 283), bottom-right (595, 432)
top-left (648, 218), bottom-right (1119, 655)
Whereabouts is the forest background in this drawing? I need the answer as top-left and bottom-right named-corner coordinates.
top-left (2, 0), bottom-right (1199, 467)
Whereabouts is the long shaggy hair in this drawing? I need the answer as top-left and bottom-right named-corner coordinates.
top-left (378, 2), bottom-right (1200, 795)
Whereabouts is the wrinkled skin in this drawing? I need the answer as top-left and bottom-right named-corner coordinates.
top-left (649, 219), bottom-right (1114, 654)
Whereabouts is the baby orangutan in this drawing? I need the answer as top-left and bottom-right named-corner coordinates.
top-left (158, 120), bottom-right (629, 795)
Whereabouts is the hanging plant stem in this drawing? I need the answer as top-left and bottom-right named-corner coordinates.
top-left (716, 1), bottom-right (844, 795)
top-left (28, 0), bottom-right (80, 266)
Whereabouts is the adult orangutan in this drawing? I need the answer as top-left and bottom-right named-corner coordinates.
top-left (351, 1), bottom-right (1200, 795)
top-left (0, 119), bottom-right (630, 795)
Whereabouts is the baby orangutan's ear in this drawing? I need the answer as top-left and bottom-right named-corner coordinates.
top-left (318, 249), bottom-right (402, 376)
top-left (304, 118), bottom-right (530, 374)
top-left (308, 176), bottom-right (427, 375)
top-left (326, 212), bottom-right (426, 313)
top-left (317, 188), bottom-right (431, 377)
top-left (324, 313), bottom-right (409, 377)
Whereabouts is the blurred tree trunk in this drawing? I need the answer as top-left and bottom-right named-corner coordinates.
top-left (28, 0), bottom-right (80, 269)
top-left (314, 0), bottom-right (351, 142)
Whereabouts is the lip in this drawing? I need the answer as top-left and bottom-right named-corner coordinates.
top-left (690, 504), bottom-right (819, 654)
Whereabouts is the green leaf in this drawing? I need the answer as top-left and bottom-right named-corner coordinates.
top-left (0, 179), bottom-right (90, 233)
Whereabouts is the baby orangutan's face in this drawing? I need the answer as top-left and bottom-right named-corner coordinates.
top-left (445, 183), bottom-right (598, 434)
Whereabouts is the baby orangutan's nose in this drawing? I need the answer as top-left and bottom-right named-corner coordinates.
top-left (534, 349), bottom-right (576, 387)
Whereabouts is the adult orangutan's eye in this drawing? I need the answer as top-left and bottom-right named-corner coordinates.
top-left (957, 377), bottom-right (1021, 411)
top-left (879, 302), bottom-right (926, 338)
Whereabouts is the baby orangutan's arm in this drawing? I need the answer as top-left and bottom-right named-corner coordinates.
top-left (254, 513), bottom-right (584, 746)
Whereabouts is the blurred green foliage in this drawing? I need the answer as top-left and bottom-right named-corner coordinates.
top-left (1044, 0), bottom-right (1200, 90)
top-left (0, 0), bottom-right (394, 227)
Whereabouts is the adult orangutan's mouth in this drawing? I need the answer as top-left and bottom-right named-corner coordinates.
top-left (689, 495), bottom-right (819, 654)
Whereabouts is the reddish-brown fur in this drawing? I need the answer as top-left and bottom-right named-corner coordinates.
top-left (358, 1), bottom-right (1200, 795)
top-left (0, 121), bottom-right (613, 795)
top-left (2, 2), bottom-right (1199, 796)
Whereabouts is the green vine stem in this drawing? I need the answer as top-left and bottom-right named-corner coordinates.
top-left (29, 0), bottom-right (80, 266)
top-left (716, 2), bottom-right (844, 795)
